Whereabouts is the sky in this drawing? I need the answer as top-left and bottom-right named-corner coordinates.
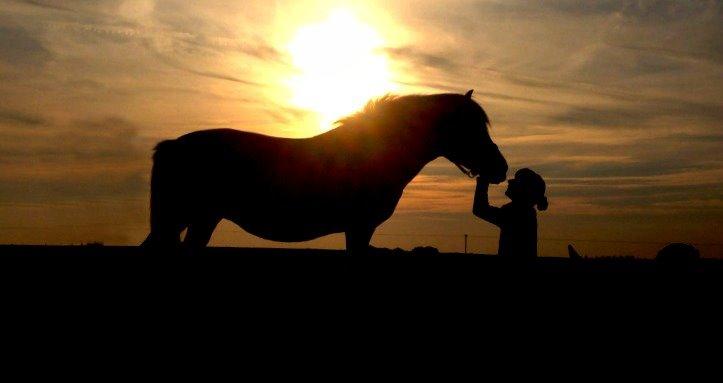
top-left (0, 0), bottom-right (721, 257)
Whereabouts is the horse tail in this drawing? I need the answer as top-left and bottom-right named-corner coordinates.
top-left (141, 139), bottom-right (184, 249)
top-left (150, 140), bottom-right (179, 226)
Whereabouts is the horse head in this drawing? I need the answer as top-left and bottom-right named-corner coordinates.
top-left (438, 90), bottom-right (508, 184)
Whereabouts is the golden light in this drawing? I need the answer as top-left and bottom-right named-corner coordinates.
top-left (286, 8), bottom-right (397, 132)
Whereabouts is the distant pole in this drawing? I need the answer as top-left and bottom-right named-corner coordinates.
top-left (464, 234), bottom-right (468, 254)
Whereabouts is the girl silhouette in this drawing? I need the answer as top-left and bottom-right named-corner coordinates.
top-left (473, 168), bottom-right (548, 259)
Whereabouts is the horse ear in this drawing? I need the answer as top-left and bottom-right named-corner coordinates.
top-left (465, 89), bottom-right (474, 98)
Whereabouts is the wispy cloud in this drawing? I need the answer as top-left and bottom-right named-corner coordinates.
top-left (0, 109), bottom-right (46, 126)
top-left (0, 26), bottom-right (53, 69)
top-left (15, 0), bottom-right (76, 13)
top-left (148, 44), bottom-right (264, 86)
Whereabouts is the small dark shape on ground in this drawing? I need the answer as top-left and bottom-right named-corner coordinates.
top-left (412, 246), bottom-right (440, 255)
top-left (656, 243), bottom-right (700, 270)
top-left (567, 244), bottom-right (582, 260)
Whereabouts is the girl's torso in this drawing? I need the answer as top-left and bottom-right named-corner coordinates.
top-left (497, 203), bottom-right (538, 258)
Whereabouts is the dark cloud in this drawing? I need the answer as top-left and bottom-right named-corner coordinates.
top-left (552, 182), bottom-right (723, 213)
top-left (0, 172), bottom-right (147, 204)
top-left (502, 129), bottom-right (722, 183)
top-left (615, 0), bottom-right (721, 22)
top-left (0, 116), bottom-right (150, 206)
top-left (567, 44), bottom-right (691, 84)
top-left (231, 41), bottom-right (284, 62)
top-left (0, 109), bottom-right (46, 126)
top-left (552, 179), bottom-right (722, 198)
top-left (62, 23), bottom-right (143, 45)
top-left (609, 42), bottom-right (723, 65)
top-left (16, 0), bottom-right (76, 13)
top-left (472, 0), bottom-right (622, 17)
top-left (13, 1), bottom-right (140, 29)
top-left (531, 158), bottom-right (717, 179)
top-left (473, 0), bottom-right (719, 20)
top-left (449, 0), bottom-right (723, 90)
top-left (59, 117), bottom-right (146, 161)
top-left (152, 1), bottom-right (234, 37)
top-left (549, 106), bottom-right (652, 128)
top-left (501, 73), bottom-right (575, 91)
top-left (396, 80), bottom-right (458, 93)
top-left (630, 53), bottom-right (687, 75)
top-left (472, 91), bottom-right (562, 106)
top-left (662, 133), bottom-right (723, 143)
top-left (490, 70), bottom-right (646, 103)
top-left (0, 117), bottom-right (147, 164)
top-left (548, 97), bottom-right (723, 128)
top-left (0, 26), bottom-right (52, 69)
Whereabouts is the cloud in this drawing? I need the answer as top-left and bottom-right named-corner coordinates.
top-left (0, 26), bottom-right (52, 69)
top-left (549, 105), bottom-right (651, 128)
top-left (15, 0), bottom-right (76, 13)
top-left (149, 46), bottom-right (263, 86)
top-left (384, 46), bottom-right (460, 73)
top-left (547, 97), bottom-right (723, 128)
top-left (471, 0), bottom-right (719, 21)
top-left (0, 109), bottom-right (46, 126)
top-left (0, 116), bottom-right (150, 203)
top-left (549, 171), bottom-right (723, 215)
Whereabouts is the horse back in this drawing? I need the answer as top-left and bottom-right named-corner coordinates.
top-left (163, 127), bottom-right (403, 202)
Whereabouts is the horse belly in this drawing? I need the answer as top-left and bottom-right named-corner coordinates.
top-left (222, 192), bottom-right (348, 242)
top-left (227, 210), bottom-right (345, 242)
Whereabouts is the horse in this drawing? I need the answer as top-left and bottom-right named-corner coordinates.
top-left (141, 90), bottom-right (508, 254)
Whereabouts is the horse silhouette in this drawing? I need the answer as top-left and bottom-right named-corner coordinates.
top-left (141, 90), bottom-right (508, 254)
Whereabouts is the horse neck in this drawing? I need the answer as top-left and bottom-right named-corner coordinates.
top-left (363, 115), bottom-right (441, 185)
top-left (319, 97), bottom-right (446, 185)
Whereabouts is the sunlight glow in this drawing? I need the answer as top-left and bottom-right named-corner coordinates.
top-left (286, 9), bottom-right (397, 132)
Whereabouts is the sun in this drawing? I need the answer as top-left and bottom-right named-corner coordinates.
top-left (286, 9), bottom-right (397, 132)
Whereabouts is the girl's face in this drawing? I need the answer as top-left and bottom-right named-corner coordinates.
top-left (504, 178), bottom-right (520, 199)
top-left (505, 169), bottom-right (546, 207)
top-left (505, 178), bottom-right (532, 204)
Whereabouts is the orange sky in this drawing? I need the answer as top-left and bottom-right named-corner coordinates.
top-left (0, 0), bottom-right (721, 257)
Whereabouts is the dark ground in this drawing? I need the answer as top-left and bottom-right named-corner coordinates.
top-left (2, 244), bottom-right (721, 275)
top-left (3, 244), bottom-right (720, 311)
top-left (2, 244), bottom-right (720, 342)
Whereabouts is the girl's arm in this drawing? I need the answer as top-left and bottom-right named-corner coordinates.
top-left (472, 178), bottom-right (503, 227)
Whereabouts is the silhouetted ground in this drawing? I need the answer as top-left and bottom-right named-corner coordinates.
top-left (2, 245), bottom-right (721, 274)
top-left (2, 245), bottom-right (720, 329)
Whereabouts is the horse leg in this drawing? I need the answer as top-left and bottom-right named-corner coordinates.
top-left (141, 145), bottom-right (186, 254)
top-left (141, 215), bottom-right (186, 254)
top-left (141, 229), bottom-right (185, 258)
top-left (182, 217), bottom-right (221, 255)
top-left (345, 226), bottom-right (375, 256)
top-left (140, 188), bottom-right (186, 253)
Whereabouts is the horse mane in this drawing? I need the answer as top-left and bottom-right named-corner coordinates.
top-left (334, 94), bottom-right (403, 128)
top-left (334, 93), bottom-right (491, 132)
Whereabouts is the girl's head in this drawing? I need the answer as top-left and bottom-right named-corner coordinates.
top-left (505, 168), bottom-right (548, 211)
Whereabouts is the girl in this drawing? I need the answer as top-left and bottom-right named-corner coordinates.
top-left (473, 168), bottom-right (548, 259)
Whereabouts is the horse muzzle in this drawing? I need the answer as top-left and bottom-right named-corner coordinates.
top-left (486, 172), bottom-right (507, 185)
top-left (455, 162), bottom-right (506, 184)
top-left (479, 159), bottom-right (508, 185)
